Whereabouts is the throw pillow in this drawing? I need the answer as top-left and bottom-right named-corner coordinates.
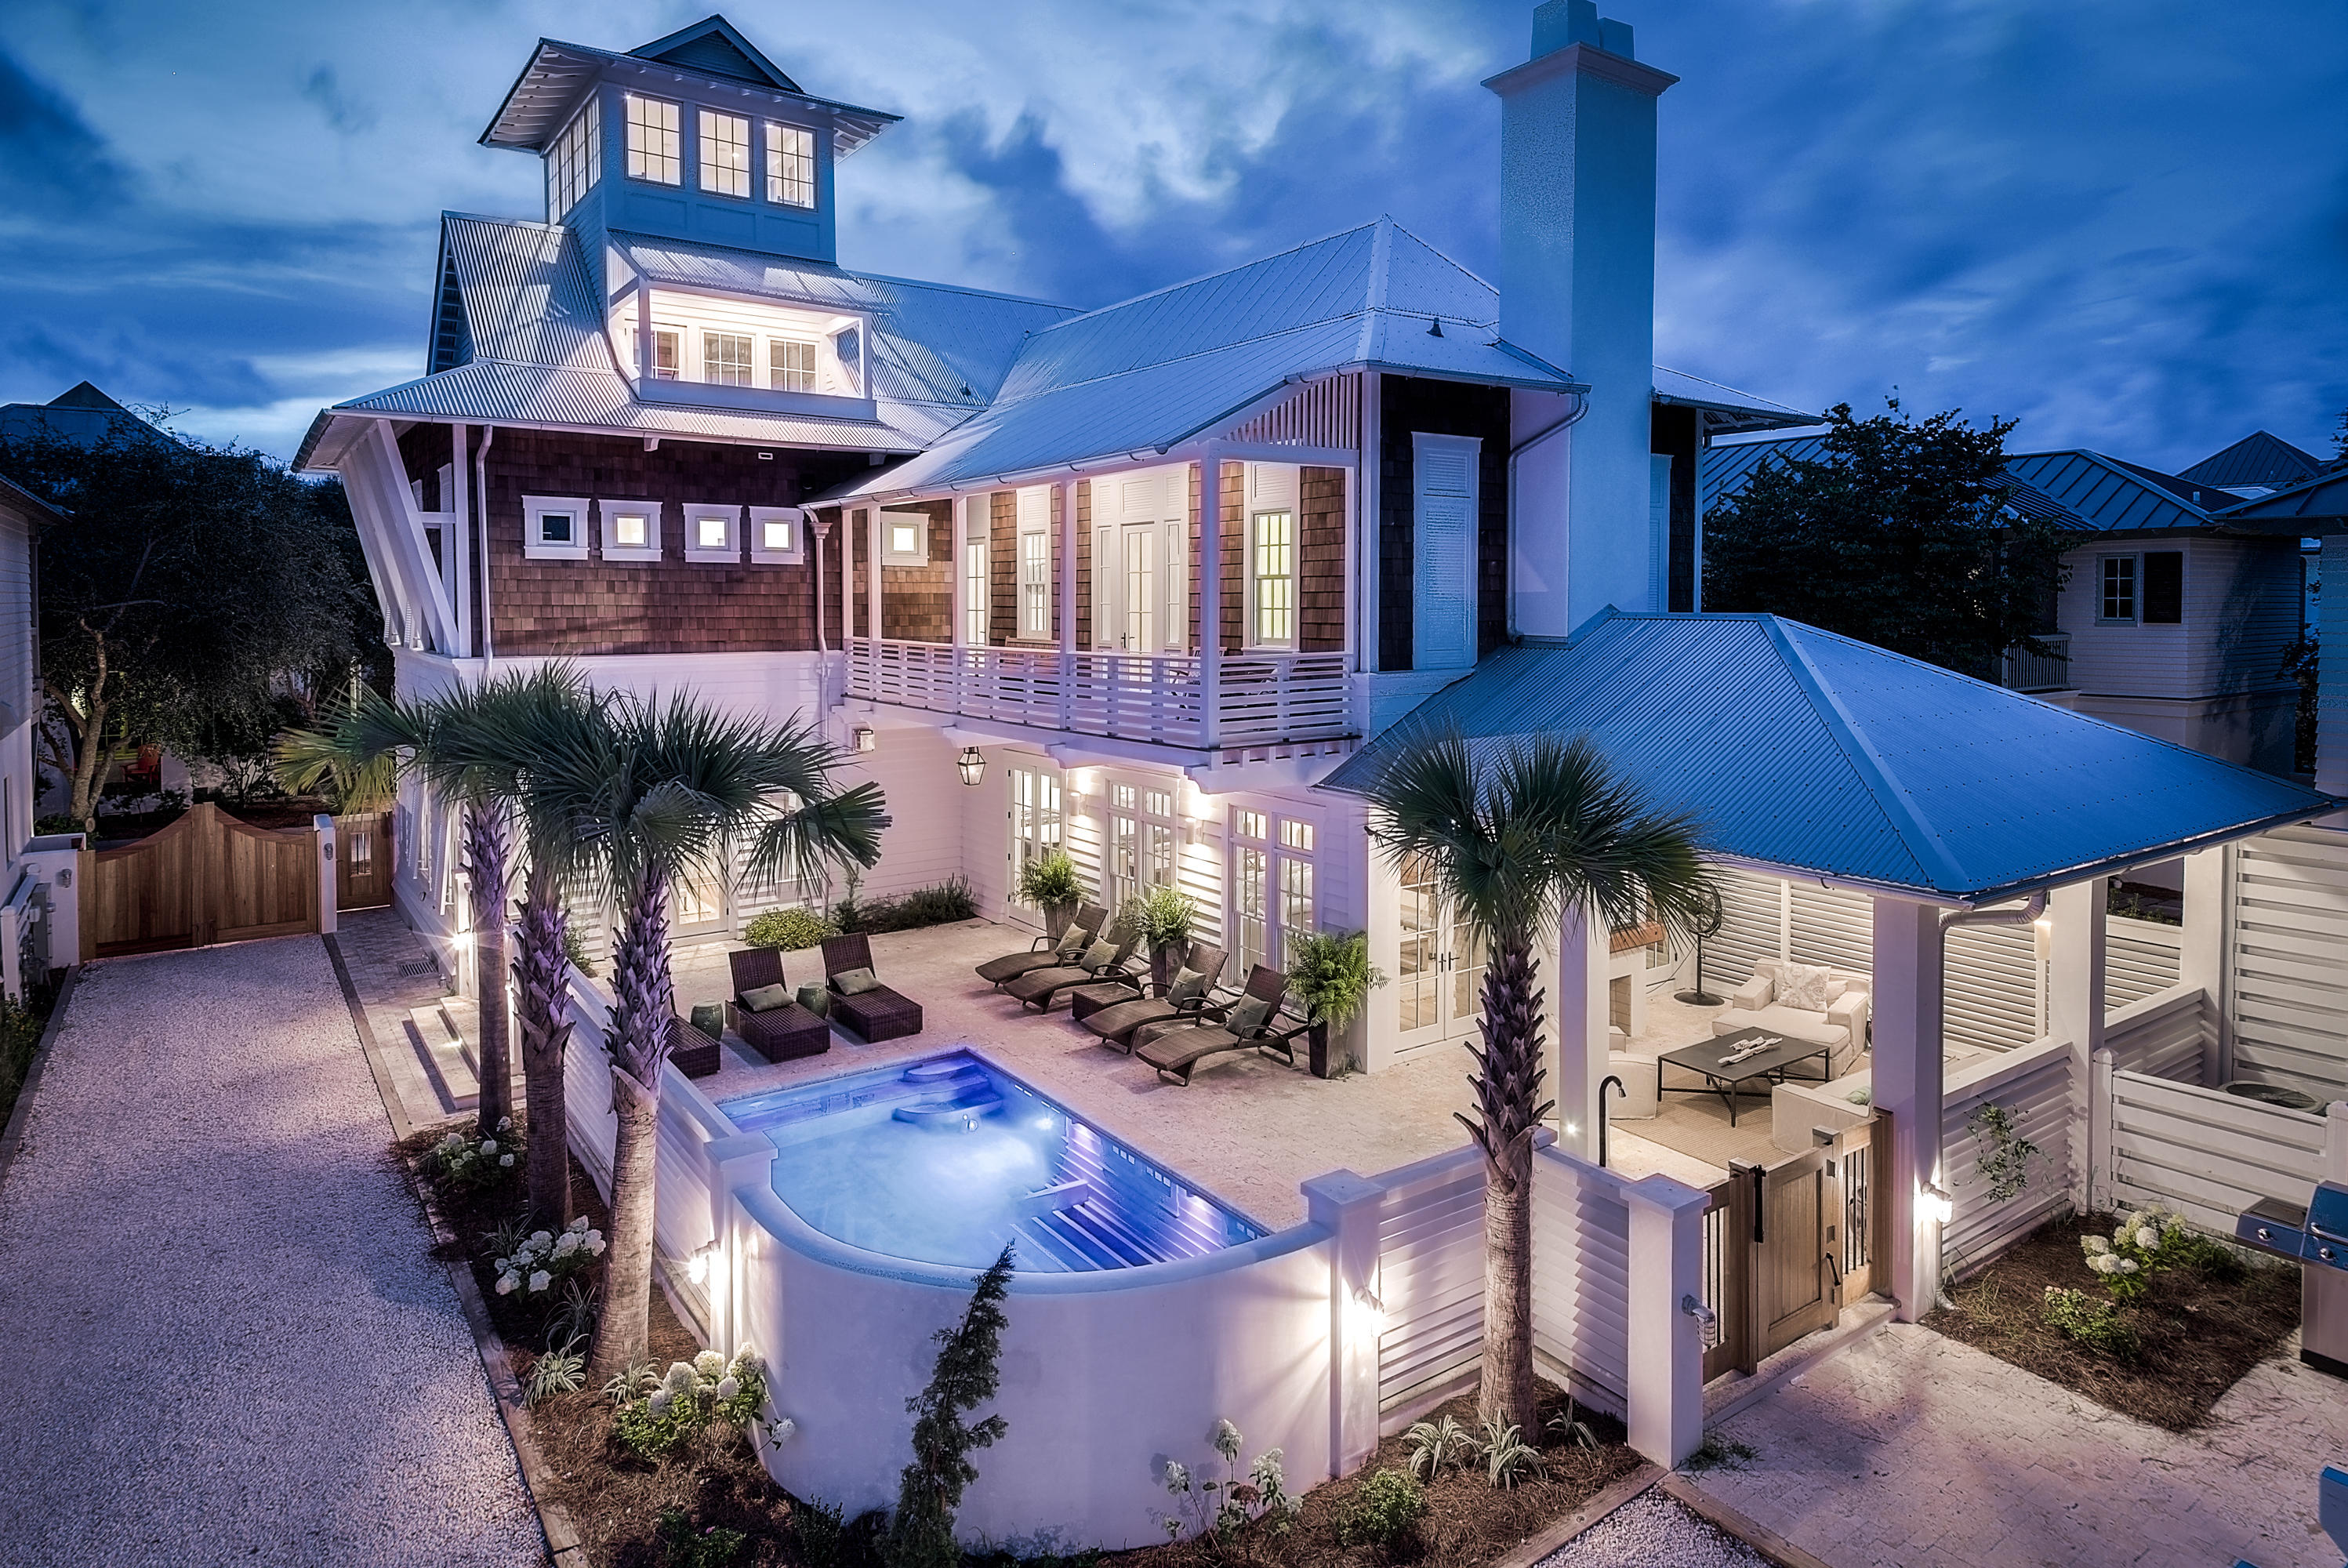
top-left (1080, 938), bottom-right (1120, 971)
top-left (1224, 995), bottom-right (1274, 1035)
top-left (1167, 967), bottom-right (1207, 1006)
top-left (1776, 961), bottom-right (1834, 1013)
top-left (797, 984), bottom-right (830, 1018)
top-left (739, 983), bottom-right (792, 1014)
top-left (1054, 922), bottom-right (1089, 960)
top-left (833, 967), bottom-right (882, 996)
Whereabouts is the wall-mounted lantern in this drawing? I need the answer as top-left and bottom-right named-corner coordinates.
top-left (851, 725), bottom-right (876, 754)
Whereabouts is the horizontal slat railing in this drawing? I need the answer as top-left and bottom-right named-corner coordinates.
top-left (846, 637), bottom-right (1352, 746)
top-left (2093, 1051), bottom-right (2330, 1235)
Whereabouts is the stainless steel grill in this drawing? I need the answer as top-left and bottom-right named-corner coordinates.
top-left (2235, 1180), bottom-right (2348, 1377)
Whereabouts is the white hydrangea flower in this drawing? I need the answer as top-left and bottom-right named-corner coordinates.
top-left (716, 1376), bottom-right (741, 1400)
top-left (498, 1116), bottom-right (512, 1131)
top-left (695, 1350), bottom-right (726, 1378)
top-left (530, 1231), bottom-right (553, 1247)
top-left (2081, 1236), bottom-right (2110, 1256)
top-left (499, 1154), bottom-right (514, 1167)
top-left (665, 1362), bottom-right (698, 1393)
top-left (2135, 1226), bottom-right (2159, 1250)
top-left (553, 1233), bottom-right (579, 1258)
top-left (2116, 1258), bottom-right (2139, 1274)
top-left (1163, 1460), bottom-right (1189, 1492)
top-left (496, 1273), bottom-right (519, 1295)
top-left (528, 1269), bottom-right (551, 1293)
top-left (586, 1235), bottom-right (605, 1255)
top-left (648, 1389), bottom-right (673, 1415)
top-left (481, 1138), bottom-right (498, 1155)
top-left (1211, 1419), bottom-right (1243, 1460)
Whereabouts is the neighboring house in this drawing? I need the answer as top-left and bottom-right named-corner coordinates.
top-left (0, 474), bottom-right (77, 996)
top-left (0, 382), bottom-right (176, 450)
top-left (1703, 432), bottom-right (2306, 773)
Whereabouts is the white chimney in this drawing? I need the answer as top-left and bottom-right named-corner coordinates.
top-left (1486, 1), bottom-right (1678, 634)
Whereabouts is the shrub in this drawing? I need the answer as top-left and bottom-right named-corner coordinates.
top-left (524, 1338), bottom-right (586, 1406)
top-left (562, 923), bottom-right (597, 978)
top-left (2041, 1286), bottom-right (2141, 1359)
top-left (844, 877), bottom-right (979, 935)
top-left (1969, 1102), bottom-right (2045, 1203)
top-left (424, 1118), bottom-right (520, 1196)
top-left (2079, 1204), bottom-right (2232, 1303)
top-left (611, 1346), bottom-right (770, 1461)
top-left (745, 906), bottom-right (836, 952)
top-left (1477, 1419), bottom-right (1543, 1490)
top-left (796, 1500), bottom-right (886, 1568)
top-left (0, 993), bottom-right (49, 1131)
top-left (1017, 850), bottom-right (1082, 911)
top-left (544, 1279), bottom-right (601, 1349)
top-left (492, 1215), bottom-right (605, 1300)
top-left (1335, 1468), bottom-right (1425, 1551)
top-left (657, 1506), bottom-right (750, 1568)
top-left (887, 1247), bottom-right (1014, 1568)
top-left (1683, 1432), bottom-right (1755, 1472)
top-left (1548, 1398), bottom-right (1600, 1452)
top-left (1121, 886), bottom-right (1196, 953)
top-left (1403, 1414), bottom-right (1472, 1479)
top-left (1159, 1420), bottom-right (1299, 1543)
top-left (1287, 930), bottom-right (1384, 1030)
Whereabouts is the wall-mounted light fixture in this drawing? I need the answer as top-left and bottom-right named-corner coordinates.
top-left (1919, 1182), bottom-right (1955, 1227)
top-left (851, 725), bottom-right (876, 754)
top-left (956, 746), bottom-right (986, 787)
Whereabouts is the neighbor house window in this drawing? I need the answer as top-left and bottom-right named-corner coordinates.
top-left (597, 500), bottom-right (660, 562)
top-left (2143, 550), bottom-right (2183, 625)
top-left (523, 495), bottom-right (592, 561)
top-left (766, 122), bottom-right (816, 208)
top-left (698, 109), bottom-right (750, 198)
top-left (2099, 555), bottom-right (2137, 623)
top-left (704, 332), bottom-right (754, 387)
top-left (685, 506), bottom-right (742, 563)
top-left (1250, 508), bottom-right (1295, 647)
top-left (1016, 486), bottom-right (1051, 639)
top-left (625, 94), bottom-right (681, 185)
top-left (748, 506), bottom-right (802, 564)
top-left (770, 338), bottom-right (818, 393)
top-left (546, 97), bottom-right (601, 220)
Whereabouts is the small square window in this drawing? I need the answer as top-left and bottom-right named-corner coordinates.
top-left (539, 512), bottom-right (574, 545)
top-left (880, 509), bottom-right (931, 566)
top-left (684, 507), bottom-right (742, 563)
top-left (523, 495), bottom-right (593, 561)
top-left (613, 514), bottom-right (648, 548)
top-left (749, 506), bottom-right (804, 565)
top-left (699, 515), bottom-right (728, 550)
top-left (597, 500), bottom-right (660, 562)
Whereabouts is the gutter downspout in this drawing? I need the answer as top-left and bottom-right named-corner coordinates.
top-left (474, 424), bottom-right (495, 663)
top-left (1505, 391), bottom-right (1591, 639)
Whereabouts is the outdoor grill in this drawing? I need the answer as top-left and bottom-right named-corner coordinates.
top-left (2235, 1180), bottom-right (2348, 1377)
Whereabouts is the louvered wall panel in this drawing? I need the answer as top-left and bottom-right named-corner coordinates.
top-left (1788, 884), bottom-right (1873, 973)
top-left (2227, 828), bottom-right (2348, 1101)
top-left (1706, 869), bottom-right (1782, 992)
top-left (1530, 1148), bottom-right (1631, 1414)
top-left (2105, 983), bottom-right (2212, 1084)
top-left (2104, 916), bottom-right (2183, 1012)
top-left (1943, 1038), bottom-right (2077, 1275)
top-left (1373, 1149), bottom-right (1486, 1425)
top-left (2102, 1067), bottom-right (2328, 1236)
top-left (1943, 923), bottom-right (2042, 1052)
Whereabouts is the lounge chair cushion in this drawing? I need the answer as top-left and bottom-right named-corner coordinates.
top-left (834, 967), bottom-right (882, 996)
top-left (1167, 967), bottom-right (1207, 1006)
top-left (1054, 923), bottom-right (1090, 959)
top-left (797, 984), bottom-right (829, 1017)
top-left (1225, 995), bottom-right (1273, 1035)
top-left (739, 983), bottom-right (793, 1014)
top-left (1080, 938), bottom-right (1119, 971)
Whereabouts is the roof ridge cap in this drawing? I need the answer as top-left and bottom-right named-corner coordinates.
top-left (1760, 618), bottom-right (1966, 893)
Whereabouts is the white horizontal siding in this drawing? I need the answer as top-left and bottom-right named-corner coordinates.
top-left (1943, 1036), bottom-right (2077, 1275)
top-left (1370, 1146), bottom-right (1486, 1427)
top-left (1787, 883), bottom-right (1872, 974)
top-left (1530, 1146), bottom-right (1631, 1414)
top-left (2104, 916), bottom-right (2183, 1012)
top-left (1707, 869), bottom-right (1781, 993)
top-left (2227, 827), bottom-right (2348, 1101)
top-left (1943, 922), bottom-right (2043, 1053)
top-left (2098, 1062), bottom-right (2328, 1236)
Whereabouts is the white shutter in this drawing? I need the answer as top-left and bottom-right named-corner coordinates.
top-left (1412, 434), bottom-right (1479, 670)
top-left (1017, 485), bottom-right (1050, 532)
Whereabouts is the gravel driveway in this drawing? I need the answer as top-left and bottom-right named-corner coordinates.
top-left (0, 938), bottom-right (546, 1566)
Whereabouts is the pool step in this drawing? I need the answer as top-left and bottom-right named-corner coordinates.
top-left (1018, 1198), bottom-right (1179, 1270)
top-left (893, 1093), bottom-right (1005, 1127)
top-left (902, 1058), bottom-right (979, 1084)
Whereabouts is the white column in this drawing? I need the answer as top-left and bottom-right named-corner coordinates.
top-left (866, 507), bottom-right (883, 646)
top-left (448, 423), bottom-right (473, 656)
top-left (2047, 878), bottom-right (2106, 1208)
top-left (314, 813), bottom-right (339, 937)
top-left (1199, 449), bottom-right (1224, 746)
top-left (1870, 895), bottom-right (1945, 1319)
top-left (949, 495), bottom-right (970, 648)
top-left (1555, 902), bottom-right (1609, 1162)
top-left (706, 1133), bottom-right (776, 1357)
top-left (837, 509), bottom-right (855, 655)
top-left (2321, 535), bottom-right (2348, 797)
top-left (1363, 849), bottom-right (1401, 1073)
top-left (1624, 1172), bottom-right (1710, 1468)
top-left (1358, 372), bottom-right (1381, 674)
top-left (2179, 847), bottom-right (2227, 1082)
top-left (1301, 1170), bottom-right (1384, 1477)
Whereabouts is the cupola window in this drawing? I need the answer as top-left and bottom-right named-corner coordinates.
top-left (626, 94), bottom-right (682, 185)
top-left (766, 123), bottom-right (816, 208)
top-left (546, 98), bottom-right (601, 220)
top-left (699, 109), bottom-right (751, 198)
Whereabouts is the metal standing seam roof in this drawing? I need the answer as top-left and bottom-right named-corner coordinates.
top-left (1700, 434), bottom-right (2093, 532)
top-left (2001, 451), bottom-right (2223, 532)
top-left (2217, 464), bottom-right (2348, 529)
top-left (2176, 430), bottom-right (2325, 493)
top-left (1317, 609), bottom-right (2334, 902)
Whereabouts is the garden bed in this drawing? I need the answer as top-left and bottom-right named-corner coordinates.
top-left (1925, 1211), bottom-right (2299, 1431)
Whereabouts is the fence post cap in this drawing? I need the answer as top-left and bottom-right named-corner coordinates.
top-left (1623, 1171), bottom-right (1711, 1216)
top-left (1301, 1169), bottom-right (1383, 1216)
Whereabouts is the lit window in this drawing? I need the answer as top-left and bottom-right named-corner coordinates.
top-left (962, 512), bottom-right (988, 644)
top-left (632, 326), bottom-right (681, 380)
top-left (771, 339), bottom-right (818, 393)
top-left (1233, 810), bottom-right (1265, 841)
top-left (762, 517), bottom-right (792, 551)
top-left (1111, 783), bottom-right (1136, 811)
top-left (699, 515), bottom-right (729, 550)
top-left (625, 94), bottom-right (681, 185)
top-left (748, 506), bottom-right (802, 564)
top-left (1236, 847), bottom-right (1268, 973)
top-left (598, 501), bottom-right (659, 561)
top-left (1018, 528), bottom-right (1050, 639)
top-left (686, 509), bottom-right (740, 561)
top-left (704, 332), bottom-right (753, 387)
top-left (766, 122), bottom-right (816, 208)
top-left (546, 98), bottom-right (601, 220)
top-left (1279, 820), bottom-right (1314, 853)
top-left (698, 109), bottom-right (750, 198)
top-left (613, 514), bottom-right (648, 548)
top-left (1279, 856), bottom-right (1315, 953)
top-left (1251, 509), bottom-right (1294, 647)
top-left (2100, 556), bottom-right (2137, 622)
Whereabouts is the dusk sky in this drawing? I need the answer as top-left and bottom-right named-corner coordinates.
top-left (4, 0), bottom-right (2343, 472)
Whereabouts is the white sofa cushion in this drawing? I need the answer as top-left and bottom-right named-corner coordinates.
top-left (1713, 1003), bottom-right (1848, 1053)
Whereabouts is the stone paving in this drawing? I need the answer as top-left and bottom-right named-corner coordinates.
top-left (0, 937), bottom-right (544, 1566)
top-left (1689, 1320), bottom-right (2348, 1568)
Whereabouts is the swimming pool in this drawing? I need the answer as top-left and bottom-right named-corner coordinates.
top-left (717, 1051), bottom-right (1263, 1273)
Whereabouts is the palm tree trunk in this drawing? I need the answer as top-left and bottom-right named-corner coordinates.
top-left (510, 866), bottom-right (573, 1224)
top-left (1473, 938), bottom-right (1544, 1436)
top-left (587, 867), bottom-right (677, 1382)
top-left (461, 805), bottom-right (514, 1137)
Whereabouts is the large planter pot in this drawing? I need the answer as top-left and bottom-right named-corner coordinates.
top-left (1043, 899), bottom-right (1076, 937)
top-left (1308, 1020), bottom-right (1332, 1078)
top-left (1149, 942), bottom-right (1181, 997)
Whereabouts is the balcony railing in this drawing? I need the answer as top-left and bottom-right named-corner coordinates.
top-left (845, 637), bottom-right (1355, 749)
top-left (2001, 633), bottom-right (2072, 694)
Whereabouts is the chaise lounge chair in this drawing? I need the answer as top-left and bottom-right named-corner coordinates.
top-left (974, 903), bottom-right (1108, 990)
top-left (822, 932), bottom-right (924, 1043)
top-left (1077, 942), bottom-right (1228, 1051)
top-left (724, 947), bottom-right (833, 1064)
top-left (1133, 965), bottom-right (1312, 1085)
top-left (1001, 918), bottom-right (1141, 1012)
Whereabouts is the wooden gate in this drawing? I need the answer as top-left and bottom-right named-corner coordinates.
top-left (79, 803), bottom-right (321, 959)
top-left (1700, 1115), bottom-right (1888, 1379)
top-left (334, 811), bottom-right (393, 910)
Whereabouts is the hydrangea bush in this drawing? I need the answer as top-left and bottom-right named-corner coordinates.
top-left (495, 1215), bottom-right (606, 1298)
top-left (1159, 1418), bottom-right (1298, 1543)
top-left (2080, 1204), bottom-right (2192, 1302)
top-left (608, 1346), bottom-right (770, 1461)
top-left (424, 1117), bottom-right (520, 1195)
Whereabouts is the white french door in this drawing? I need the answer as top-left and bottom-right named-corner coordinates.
top-left (1393, 851), bottom-right (1486, 1057)
top-left (1120, 524), bottom-right (1156, 652)
top-left (1007, 766), bottom-right (1064, 917)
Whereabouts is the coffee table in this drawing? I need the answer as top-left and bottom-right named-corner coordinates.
top-left (1656, 1027), bottom-right (1831, 1127)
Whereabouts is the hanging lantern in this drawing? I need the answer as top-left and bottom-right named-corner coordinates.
top-left (956, 746), bottom-right (986, 786)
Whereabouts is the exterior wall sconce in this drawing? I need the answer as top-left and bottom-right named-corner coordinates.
top-left (1920, 1182), bottom-right (1955, 1227)
top-left (851, 725), bottom-right (876, 753)
top-left (956, 746), bottom-right (986, 786)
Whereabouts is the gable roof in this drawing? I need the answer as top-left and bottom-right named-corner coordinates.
top-left (1318, 609), bottom-right (2332, 902)
top-left (0, 381), bottom-right (178, 450)
top-left (2178, 430), bottom-right (2324, 494)
top-left (2217, 463), bottom-right (2348, 530)
top-left (630, 16), bottom-right (800, 90)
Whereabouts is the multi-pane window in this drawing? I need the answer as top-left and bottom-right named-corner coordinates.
top-left (766, 122), bottom-right (816, 208)
top-left (625, 94), bottom-right (681, 184)
top-left (704, 332), bottom-right (753, 387)
top-left (633, 326), bottom-right (680, 379)
top-left (699, 109), bottom-right (750, 197)
top-left (770, 338), bottom-right (818, 393)
top-left (1251, 509), bottom-right (1295, 647)
top-left (1109, 783), bottom-right (1178, 913)
top-left (1279, 820), bottom-right (1315, 954)
top-left (1235, 846), bottom-right (1270, 974)
top-left (1018, 525), bottom-right (1051, 640)
top-left (2099, 555), bottom-right (2137, 622)
top-left (1008, 768), bottom-right (1063, 909)
top-left (1232, 809), bottom-right (1314, 976)
top-left (546, 97), bottom-right (601, 220)
top-left (963, 517), bottom-right (988, 644)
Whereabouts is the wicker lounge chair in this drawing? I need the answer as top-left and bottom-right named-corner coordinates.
top-left (974, 903), bottom-right (1108, 989)
top-left (1001, 918), bottom-right (1141, 1012)
top-left (822, 932), bottom-right (924, 1042)
top-left (1078, 942), bottom-right (1228, 1051)
top-left (724, 948), bottom-right (833, 1064)
top-left (1134, 965), bottom-right (1311, 1084)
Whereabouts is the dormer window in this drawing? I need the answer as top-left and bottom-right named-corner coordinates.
top-left (546, 98), bottom-right (601, 220)
top-left (771, 339), bottom-right (818, 393)
top-left (699, 109), bottom-right (751, 198)
top-left (766, 123), bottom-right (816, 208)
top-left (626, 94), bottom-right (681, 185)
top-left (704, 332), bottom-right (754, 387)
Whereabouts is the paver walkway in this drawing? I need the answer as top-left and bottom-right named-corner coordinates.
top-left (1690, 1320), bottom-right (2348, 1568)
top-left (0, 938), bottom-right (545, 1566)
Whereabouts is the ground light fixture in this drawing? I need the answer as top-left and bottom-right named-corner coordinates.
top-left (956, 746), bottom-right (986, 786)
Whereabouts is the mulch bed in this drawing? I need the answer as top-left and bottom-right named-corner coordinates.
top-left (1925, 1211), bottom-right (2299, 1431)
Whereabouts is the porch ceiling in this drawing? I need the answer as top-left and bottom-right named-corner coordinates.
top-left (1318, 608), bottom-right (2337, 906)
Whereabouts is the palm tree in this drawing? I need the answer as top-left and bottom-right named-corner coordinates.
top-left (1365, 728), bottom-right (1709, 1435)
top-left (522, 690), bottom-right (881, 1383)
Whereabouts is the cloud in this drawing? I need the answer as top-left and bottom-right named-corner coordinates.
top-left (300, 64), bottom-right (377, 135)
top-left (0, 45), bottom-right (131, 213)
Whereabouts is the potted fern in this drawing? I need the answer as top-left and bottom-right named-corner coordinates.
top-left (1017, 849), bottom-right (1083, 936)
top-left (1124, 885), bottom-right (1196, 996)
top-left (1287, 929), bottom-right (1384, 1078)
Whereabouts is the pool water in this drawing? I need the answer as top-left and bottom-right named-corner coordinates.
top-left (718, 1051), bottom-right (1263, 1272)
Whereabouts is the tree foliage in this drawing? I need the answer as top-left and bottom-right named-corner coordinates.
top-left (1702, 400), bottom-right (2070, 677)
top-left (887, 1246), bottom-right (1014, 1568)
top-left (0, 424), bottom-right (383, 821)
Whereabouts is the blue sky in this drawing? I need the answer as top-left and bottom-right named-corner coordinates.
top-left (3, 0), bottom-right (2343, 471)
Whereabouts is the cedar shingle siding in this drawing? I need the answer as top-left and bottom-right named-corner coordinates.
top-left (1378, 376), bottom-right (1510, 670)
top-left (1300, 464), bottom-right (1345, 654)
top-left (485, 430), bottom-right (862, 656)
